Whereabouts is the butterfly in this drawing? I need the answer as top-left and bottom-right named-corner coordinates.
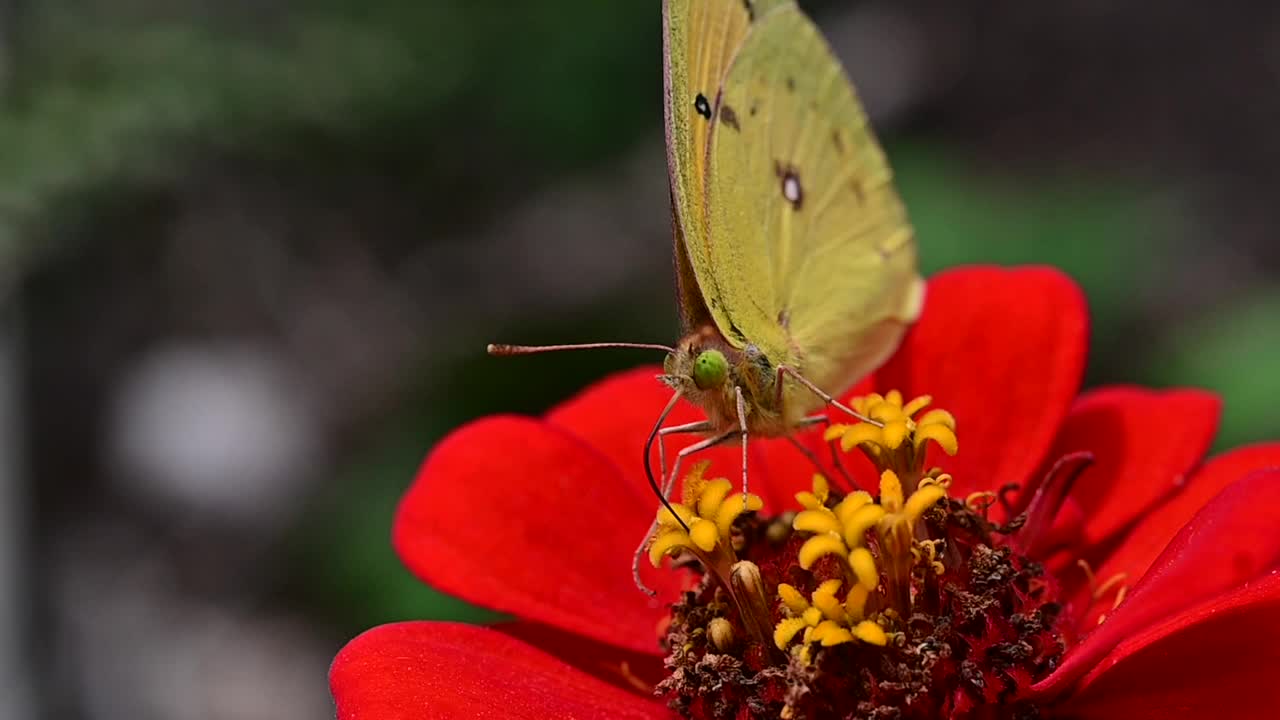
top-left (491, 0), bottom-right (924, 584)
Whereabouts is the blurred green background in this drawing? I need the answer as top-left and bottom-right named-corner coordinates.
top-left (3, 1), bottom-right (1277, 718)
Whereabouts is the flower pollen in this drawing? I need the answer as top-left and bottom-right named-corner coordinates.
top-left (652, 391), bottom-right (1068, 720)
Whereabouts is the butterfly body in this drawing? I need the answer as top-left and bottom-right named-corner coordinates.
top-left (662, 324), bottom-right (797, 437)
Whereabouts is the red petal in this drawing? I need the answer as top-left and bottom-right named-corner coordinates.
top-left (394, 416), bottom-right (681, 655)
top-left (546, 367), bottom-right (777, 507)
top-left (330, 622), bottom-right (673, 720)
top-left (1035, 469), bottom-right (1280, 697)
top-left (1079, 442), bottom-right (1280, 612)
top-left (1056, 571), bottom-right (1280, 719)
top-left (1043, 387), bottom-right (1220, 551)
top-left (498, 621), bottom-right (667, 692)
top-left (873, 266), bottom-right (1088, 499)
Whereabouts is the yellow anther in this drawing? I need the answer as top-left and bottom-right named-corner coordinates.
top-left (917, 408), bottom-right (955, 431)
top-left (849, 547), bottom-right (879, 590)
top-left (778, 583), bottom-right (809, 615)
top-left (850, 395), bottom-right (873, 416)
top-left (794, 509), bottom-right (842, 535)
top-left (774, 618), bottom-right (808, 650)
top-left (881, 419), bottom-right (910, 450)
top-left (852, 620), bottom-right (888, 646)
top-left (812, 582), bottom-right (847, 623)
top-left (647, 464), bottom-right (762, 567)
top-left (647, 530), bottom-right (691, 566)
top-left (839, 423), bottom-right (883, 452)
top-left (832, 490), bottom-right (874, 526)
top-left (902, 394), bottom-right (933, 418)
top-left (813, 621), bottom-right (854, 647)
top-left (714, 493), bottom-right (763, 538)
top-left (689, 519), bottom-right (720, 552)
top-left (812, 474), bottom-right (830, 500)
top-left (813, 578), bottom-right (843, 599)
top-left (657, 502), bottom-right (698, 529)
top-left (696, 478), bottom-right (734, 519)
top-left (794, 474), bottom-right (830, 510)
top-left (798, 533), bottom-right (847, 570)
top-left (822, 424), bottom-right (851, 443)
top-left (801, 606), bottom-right (823, 626)
top-left (904, 483), bottom-right (947, 524)
top-left (844, 584), bottom-right (869, 620)
top-left (836, 390), bottom-right (960, 475)
top-left (914, 423), bottom-right (958, 455)
top-left (773, 579), bottom-right (886, 653)
top-left (679, 461), bottom-right (713, 506)
top-left (879, 470), bottom-right (905, 513)
top-left (842, 503), bottom-right (886, 547)
top-left (868, 400), bottom-right (901, 424)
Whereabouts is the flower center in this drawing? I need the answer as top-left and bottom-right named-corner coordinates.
top-left (646, 391), bottom-right (1069, 720)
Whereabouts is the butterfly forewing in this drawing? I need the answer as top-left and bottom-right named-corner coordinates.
top-left (701, 3), bottom-right (923, 403)
top-left (664, 0), bottom-right (754, 336)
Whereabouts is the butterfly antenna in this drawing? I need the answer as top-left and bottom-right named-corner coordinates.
top-left (643, 390), bottom-right (689, 532)
top-left (632, 390), bottom-right (687, 597)
top-left (488, 342), bottom-right (676, 355)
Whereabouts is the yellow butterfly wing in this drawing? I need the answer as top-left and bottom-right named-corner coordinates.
top-left (700, 2), bottom-right (925, 408)
top-left (664, 0), bottom-right (786, 333)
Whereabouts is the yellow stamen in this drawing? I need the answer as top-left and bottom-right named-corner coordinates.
top-left (879, 470), bottom-right (905, 513)
top-left (794, 509), bottom-right (842, 535)
top-left (904, 483), bottom-right (947, 523)
top-left (794, 474), bottom-right (830, 510)
top-left (773, 579), bottom-right (887, 652)
top-left (798, 533), bottom-right (847, 570)
top-left (849, 547), bottom-right (879, 590)
top-left (902, 394), bottom-right (932, 418)
top-left (914, 423), bottom-right (958, 455)
top-left (852, 620), bottom-right (888, 646)
top-left (647, 462), bottom-right (763, 567)
top-left (829, 390), bottom-right (960, 474)
top-left (778, 583), bottom-right (809, 615)
top-left (774, 618), bottom-right (808, 650)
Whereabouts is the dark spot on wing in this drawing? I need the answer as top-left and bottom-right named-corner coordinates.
top-left (742, 0), bottom-right (755, 21)
top-left (832, 130), bottom-right (845, 154)
top-left (749, 101), bottom-right (759, 117)
top-left (719, 104), bottom-right (740, 131)
top-left (694, 93), bottom-right (712, 119)
top-left (774, 161), bottom-right (803, 210)
top-left (849, 180), bottom-right (865, 205)
top-left (786, 76), bottom-right (796, 92)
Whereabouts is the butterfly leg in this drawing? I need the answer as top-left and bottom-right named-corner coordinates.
top-left (775, 365), bottom-right (879, 426)
top-left (656, 420), bottom-right (716, 499)
top-left (780, 415), bottom-right (858, 490)
top-left (633, 423), bottom-right (730, 596)
top-left (735, 385), bottom-right (750, 498)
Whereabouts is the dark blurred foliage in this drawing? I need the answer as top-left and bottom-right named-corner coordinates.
top-left (1, 1), bottom-right (1277, 718)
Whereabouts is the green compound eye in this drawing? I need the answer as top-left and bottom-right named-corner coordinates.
top-left (692, 349), bottom-right (729, 390)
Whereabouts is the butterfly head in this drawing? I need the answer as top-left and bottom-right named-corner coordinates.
top-left (661, 328), bottom-right (735, 393)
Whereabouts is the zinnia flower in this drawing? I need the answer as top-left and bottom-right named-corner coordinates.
top-left (330, 266), bottom-right (1280, 719)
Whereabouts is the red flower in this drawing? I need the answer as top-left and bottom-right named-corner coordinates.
top-left (330, 267), bottom-right (1280, 719)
